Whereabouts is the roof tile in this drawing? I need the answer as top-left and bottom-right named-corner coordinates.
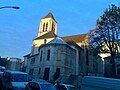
top-left (61, 34), bottom-right (88, 43)
top-left (34, 30), bottom-right (57, 40)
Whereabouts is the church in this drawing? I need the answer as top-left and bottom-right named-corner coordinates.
top-left (23, 12), bottom-right (103, 83)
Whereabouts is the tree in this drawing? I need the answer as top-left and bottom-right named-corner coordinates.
top-left (89, 4), bottom-right (120, 77)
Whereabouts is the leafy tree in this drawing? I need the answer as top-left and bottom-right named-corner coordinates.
top-left (89, 4), bottom-right (120, 77)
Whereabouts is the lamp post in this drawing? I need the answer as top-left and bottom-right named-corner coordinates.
top-left (0, 6), bottom-right (20, 9)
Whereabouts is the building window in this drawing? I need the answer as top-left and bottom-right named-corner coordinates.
top-left (43, 68), bottom-right (50, 80)
top-left (52, 22), bottom-right (55, 31)
top-left (86, 49), bottom-right (89, 66)
top-left (47, 49), bottom-right (50, 61)
top-left (56, 68), bottom-right (60, 74)
top-left (40, 51), bottom-right (43, 61)
top-left (43, 23), bottom-right (45, 32)
top-left (54, 68), bottom-right (60, 81)
top-left (38, 68), bottom-right (41, 74)
top-left (79, 51), bottom-right (81, 60)
top-left (46, 22), bottom-right (48, 31)
top-left (30, 58), bottom-right (35, 64)
top-left (44, 39), bottom-right (47, 44)
top-left (29, 69), bottom-right (34, 75)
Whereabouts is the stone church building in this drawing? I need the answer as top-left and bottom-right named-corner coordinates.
top-left (24, 12), bottom-right (103, 83)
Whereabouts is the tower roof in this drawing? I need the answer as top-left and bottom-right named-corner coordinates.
top-left (43, 12), bottom-right (56, 22)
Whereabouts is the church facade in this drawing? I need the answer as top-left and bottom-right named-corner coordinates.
top-left (24, 12), bottom-right (103, 83)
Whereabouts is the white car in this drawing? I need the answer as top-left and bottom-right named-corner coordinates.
top-left (62, 84), bottom-right (76, 90)
top-left (2, 70), bottom-right (30, 90)
top-left (25, 79), bottom-right (57, 90)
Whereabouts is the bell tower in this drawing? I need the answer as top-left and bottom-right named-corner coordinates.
top-left (38, 12), bottom-right (58, 37)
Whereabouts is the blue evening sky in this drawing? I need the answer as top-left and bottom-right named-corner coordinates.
top-left (0, 0), bottom-right (119, 59)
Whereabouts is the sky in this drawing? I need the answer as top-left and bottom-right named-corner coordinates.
top-left (0, 0), bottom-right (119, 59)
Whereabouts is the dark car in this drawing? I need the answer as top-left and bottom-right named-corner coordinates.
top-left (0, 66), bottom-right (5, 72)
top-left (0, 71), bottom-right (4, 90)
top-left (54, 82), bottom-right (76, 90)
top-left (2, 70), bottom-right (30, 90)
top-left (25, 79), bottom-right (57, 90)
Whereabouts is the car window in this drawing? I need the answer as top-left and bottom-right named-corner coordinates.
top-left (40, 84), bottom-right (56, 90)
top-left (3, 72), bottom-right (10, 77)
top-left (11, 74), bottom-right (28, 82)
top-left (55, 85), bottom-right (67, 90)
top-left (28, 82), bottom-right (40, 90)
top-left (2, 72), bottom-right (11, 82)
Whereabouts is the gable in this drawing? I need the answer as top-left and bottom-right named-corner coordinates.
top-left (34, 30), bottom-right (57, 40)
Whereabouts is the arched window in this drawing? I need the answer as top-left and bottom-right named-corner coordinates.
top-left (40, 51), bottom-right (43, 61)
top-left (46, 22), bottom-right (48, 31)
top-left (44, 39), bottom-right (47, 44)
top-left (47, 49), bottom-right (50, 61)
top-left (43, 23), bottom-right (45, 32)
top-left (52, 22), bottom-right (55, 31)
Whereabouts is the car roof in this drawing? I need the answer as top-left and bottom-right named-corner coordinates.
top-left (4, 70), bottom-right (28, 75)
top-left (30, 79), bottom-right (52, 85)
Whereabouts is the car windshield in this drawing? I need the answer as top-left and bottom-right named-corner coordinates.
top-left (40, 84), bottom-right (56, 90)
top-left (11, 73), bottom-right (28, 82)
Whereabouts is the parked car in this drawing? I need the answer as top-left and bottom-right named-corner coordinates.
top-left (0, 71), bottom-right (4, 90)
top-left (25, 79), bottom-right (57, 90)
top-left (0, 66), bottom-right (5, 78)
top-left (2, 70), bottom-right (30, 90)
top-left (0, 66), bottom-right (5, 72)
top-left (0, 71), bottom-right (3, 77)
top-left (81, 76), bottom-right (120, 90)
top-left (54, 82), bottom-right (76, 90)
top-left (62, 84), bottom-right (76, 90)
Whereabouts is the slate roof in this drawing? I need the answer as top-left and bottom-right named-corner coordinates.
top-left (34, 33), bottom-right (88, 44)
top-left (47, 37), bottom-right (68, 45)
top-left (28, 53), bottom-right (39, 58)
top-left (38, 37), bottom-right (76, 51)
top-left (23, 53), bottom-right (30, 57)
top-left (66, 41), bottom-right (84, 50)
top-left (34, 30), bottom-right (57, 40)
top-left (42, 12), bottom-right (56, 22)
top-left (61, 34), bottom-right (88, 43)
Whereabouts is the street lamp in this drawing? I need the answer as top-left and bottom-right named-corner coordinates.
top-left (0, 6), bottom-right (20, 9)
